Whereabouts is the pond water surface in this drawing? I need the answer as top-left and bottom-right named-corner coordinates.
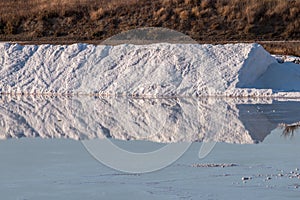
top-left (0, 96), bottom-right (299, 199)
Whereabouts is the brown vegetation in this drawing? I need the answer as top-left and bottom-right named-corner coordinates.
top-left (279, 123), bottom-right (300, 138)
top-left (0, 0), bottom-right (299, 55)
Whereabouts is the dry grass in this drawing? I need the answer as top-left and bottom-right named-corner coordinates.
top-left (179, 10), bottom-right (189, 20)
top-left (261, 41), bottom-right (300, 57)
top-left (0, 0), bottom-right (138, 20)
top-left (279, 122), bottom-right (300, 138)
top-left (0, 0), bottom-right (299, 55)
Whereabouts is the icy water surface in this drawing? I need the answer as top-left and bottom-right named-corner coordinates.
top-left (0, 96), bottom-right (299, 199)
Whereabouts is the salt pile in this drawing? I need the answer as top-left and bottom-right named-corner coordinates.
top-left (1, 42), bottom-right (300, 143)
top-left (1, 42), bottom-right (299, 97)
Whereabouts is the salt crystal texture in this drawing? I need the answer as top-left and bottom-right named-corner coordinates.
top-left (1, 43), bottom-right (300, 143)
top-left (2, 42), bottom-right (297, 97)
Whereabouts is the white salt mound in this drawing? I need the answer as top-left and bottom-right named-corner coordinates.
top-left (1, 42), bottom-right (300, 143)
top-left (1, 42), bottom-right (299, 97)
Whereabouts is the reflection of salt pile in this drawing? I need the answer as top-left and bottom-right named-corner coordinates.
top-left (1, 42), bottom-right (299, 97)
top-left (1, 97), bottom-right (300, 144)
top-left (0, 97), bottom-right (252, 143)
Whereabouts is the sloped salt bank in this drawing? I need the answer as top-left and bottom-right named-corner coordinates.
top-left (0, 42), bottom-right (291, 97)
top-left (273, 54), bottom-right (300, 64)
top-left (251, 62), bottom-right (300, 91)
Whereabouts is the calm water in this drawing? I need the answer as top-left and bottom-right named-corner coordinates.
top-left (0, 96), bottom-right (299, 199)
top-left (1, 96), bottom-right (300, 142)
